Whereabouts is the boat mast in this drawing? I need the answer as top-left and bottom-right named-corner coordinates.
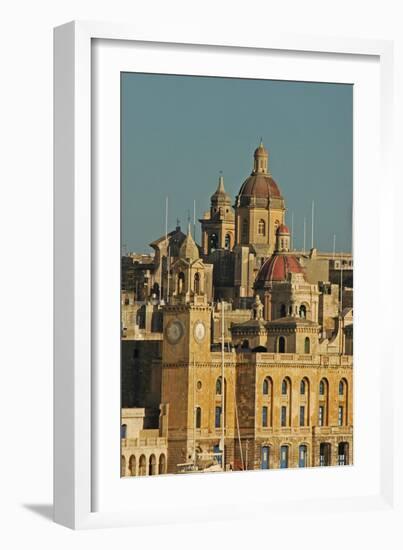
top-left (193, 353), bottom-right (196, 468)
top-left (221, 299), bottom-right (225, 471)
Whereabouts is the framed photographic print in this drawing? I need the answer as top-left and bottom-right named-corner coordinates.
top-left (54, 21), bottom-right (397, 530)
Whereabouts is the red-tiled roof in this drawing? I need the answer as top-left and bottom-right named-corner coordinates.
top-left (238, 174), bottom-right (281, 199)
top-left (277, 224), bottom-right (290, 234)
top-left (256, 254), bottom-right (304, 283)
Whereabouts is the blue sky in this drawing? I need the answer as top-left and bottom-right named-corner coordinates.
top-left (121, 73), bottom-right (352, 254)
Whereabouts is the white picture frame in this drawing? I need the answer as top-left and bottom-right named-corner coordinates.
top-left (54, 21), bottom-right (398, 530)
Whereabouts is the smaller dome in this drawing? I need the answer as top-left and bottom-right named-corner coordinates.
top-left (276, 224), bottom-right (290, 235)
top-left (179, 229), bottom-right (199, 261)
top-left (255, 254), bottom-right (304, 285)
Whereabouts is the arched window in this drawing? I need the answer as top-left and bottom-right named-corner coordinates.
top-left (304, 337), bottom-right (310, 354)
top-left (225, 234), bottom-right (231, 249)
top-left (121, 424), bottom-right (127, 438)
top-left (209, 233), bottom-right (218, 252)
top-left (152, 282), bottom-right (160, 299)
top-left (242, 219), bottom-right (248, 240)
top-left (300, 379), bottom-right (306, 395)
top-left (177, 272), bottom-right (185, 294)
top-left (319, 380), bottom-right (325, 395)
top-left (339, 379), bottom-right (345, 395)
top-left (215, 377), bottom-right (222, 395)
top-left (338, 442), bottom-right (349, 466)
top-left (129, 455), bottom-right (136, 476)
top-left (195, 406), bottom-right (202, 429)
top-left (299, 304), bottom-right (307, 318)
top-left (149, 454), bottom-right (157, 476)
top-left (280, 304), bottom-right (287, 318)
top-left (139, 454), bottom-right (147, 476)
top-left (281, 378), bottom-right (288, 395)
top-left (241, 339), bottom-right (250, 350)
top-left (280, 445), bottom-right (289, 468)
top-left (278, 336), bottom-right (286, 353)
top-left (319, 443), bottom-right (331, 466)
top-left (299, 445), bottom-right (308, 467)
top-left (158, 454), bottom-right (166, 474)
top-left (121, 455), bottom-right (126, 477)
top-left (261, 446), bottom-right (270, 469)
top-left (194, 272), bottom-right (200, 294)
top-left (263, 377), bottom-right (270, 395)
top-left (258, 219), bottom-right (266, 236)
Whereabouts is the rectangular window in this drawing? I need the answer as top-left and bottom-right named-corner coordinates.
top-left (281, 406), bottom-right (287, 427)
top-left (262, 406), bottom-right (268, 427)
top-left (338, 406), bottom-right (343, 426)
top-left (215, 406), bottom-right (222, 428)
top-left (196, 407), bottom-right (201, 429)
top-left (318, 405), bottom-right (324, 426)
top-left (299, 406), bottom-right (305, 427)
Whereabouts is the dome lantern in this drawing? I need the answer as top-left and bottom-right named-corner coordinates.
top-left (253, 139), bottom-right (269, 175)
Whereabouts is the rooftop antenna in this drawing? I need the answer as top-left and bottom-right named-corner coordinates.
top-left (303, 217), bottom-right (306, 254)
top-left (311, 200), bottom-right (315, 249)
top-left (220, 299), bottom-right (225, 471)
top-left (165, 197), bottom-right (169, 303)
top-left (291, 212), bottom-right (294, 251)
top-left (193, 199), bottom-right (196, 241)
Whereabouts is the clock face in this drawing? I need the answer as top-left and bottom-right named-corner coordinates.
top-left (194, 320), bottom-right (206, 343)
top-left (166, 320), bottom-right (184, 344)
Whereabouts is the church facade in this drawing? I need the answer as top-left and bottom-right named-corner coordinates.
top-left (121, 142), bottom-right (353, 475)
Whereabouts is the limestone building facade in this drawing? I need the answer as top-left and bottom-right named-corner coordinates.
top-left (121, 141), bottom-right (353, 475)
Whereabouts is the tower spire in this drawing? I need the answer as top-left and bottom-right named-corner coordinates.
top-left (216, 172), bottom-right (225, 193)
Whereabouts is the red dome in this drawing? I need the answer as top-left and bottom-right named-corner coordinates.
top-left (255, 254), bottom-right (304, 285)
top-left (238, 174), bottom-right (281, 200)
top-left (277, 224), bottom-right (290, 234)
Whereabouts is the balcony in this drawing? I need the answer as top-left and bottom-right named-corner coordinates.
top-left (212, 352), bottom-right (353, 367)
top-left (121, 436), bottom-right (167, 448)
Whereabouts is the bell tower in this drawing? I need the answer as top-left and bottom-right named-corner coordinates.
top-left (161, 226), bottom-right (212, 472)
top-left (200, 174), bottom-right (235, 255)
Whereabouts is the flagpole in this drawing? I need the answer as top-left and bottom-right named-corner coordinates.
top-left (291, 211), bottom-right (294, 250)
top-left (221, 299), bottom-right (225, 471)
top-left (193, 199), bottom-right (196, 241)
top-left (311, 200), bottom-right (315, 249)
top-left (303, 218), bottom-right (306, 254)
top-left (165, 197), bottom-right (169, 303)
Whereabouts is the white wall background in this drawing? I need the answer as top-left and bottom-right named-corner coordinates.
top-left (0, 0), bottom-right (402, 547)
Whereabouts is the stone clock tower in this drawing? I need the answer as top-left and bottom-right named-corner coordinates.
top-left (161, 229), bottom-right (212, 472)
